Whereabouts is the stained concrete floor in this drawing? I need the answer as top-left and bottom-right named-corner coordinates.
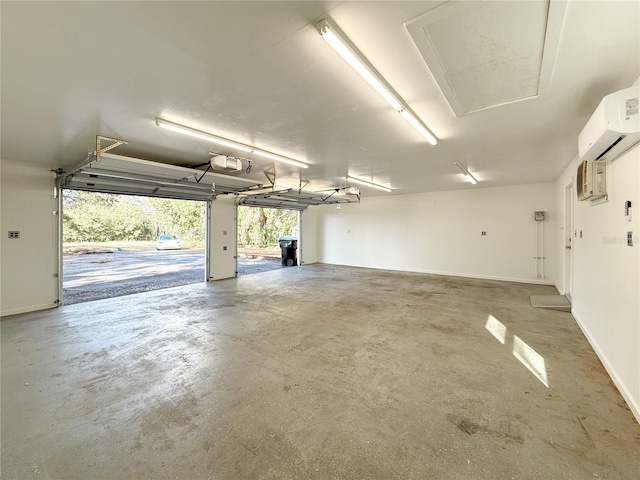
top-left (2, 265), bottom-right (639, 479)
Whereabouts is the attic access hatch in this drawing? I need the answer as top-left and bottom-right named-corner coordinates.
top-left (61, 152), bottom-right (262, 201)
top-left (406, 0), bottom-right (566, 116)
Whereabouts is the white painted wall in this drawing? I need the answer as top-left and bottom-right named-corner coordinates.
top-left (1, 160), bottom-right (59, 316)
top-left (208, 195), bottom-right (237, 281)
top-left (314, 183), bottom-right (557, 284)
top-left (301, 207), bottom-right (318, 265)
top-left (555, 145), bottom-right (640, 422)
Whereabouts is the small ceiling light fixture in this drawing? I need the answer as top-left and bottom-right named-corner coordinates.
top-left (318, 18), bottom-right (438, 146)
top-left (453, 161), bottom-right (478, 185)
top-left (156, 118), bottom-right (309, 169)
top-left (347, 175), bottom-right (392, 193)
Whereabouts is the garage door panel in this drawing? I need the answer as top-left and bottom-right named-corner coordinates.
top-left (238, 188), bottom-right (359, 210)
top-left (66, 172), bottom-right (216, 201)
top-left (62, 152), bottom-right (262, 201)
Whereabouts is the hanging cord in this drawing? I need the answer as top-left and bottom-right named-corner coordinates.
top-left (195, 164), bottom-right (212, 183)
top-left (322, 188), bottom-right (340, 202)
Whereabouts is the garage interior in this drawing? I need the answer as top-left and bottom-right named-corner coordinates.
top-left (1, 1), bottom-right (639, 479)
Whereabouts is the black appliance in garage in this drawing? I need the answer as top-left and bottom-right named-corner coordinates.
top-left (279, 236), bottom-right (298, 266)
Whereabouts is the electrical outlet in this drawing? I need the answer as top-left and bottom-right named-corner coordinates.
top-left (628, 231), bottom-right (634, 247)
top-left (8, 231), bottom-right (19, 239)
top-left (481, 231), bottom-right (487, 236)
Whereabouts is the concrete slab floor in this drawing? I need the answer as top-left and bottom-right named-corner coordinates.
top-left (1, 264), bottom-right (639, 479)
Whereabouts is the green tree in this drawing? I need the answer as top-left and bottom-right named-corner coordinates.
top-left (63, 191), bottom-right (293, 248)
top-left (63, 191), bottom-right (155, 242)
top-left (237, 206), bottom-right (297, 247)
top-left (147, 198), bottom-right (206, 243)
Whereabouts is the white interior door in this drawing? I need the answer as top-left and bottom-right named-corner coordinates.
top-left (208, 195), bottom-right (237, 280)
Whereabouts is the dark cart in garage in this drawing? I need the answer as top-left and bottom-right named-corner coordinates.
top-left (279, 236), bottom-right (298, 266)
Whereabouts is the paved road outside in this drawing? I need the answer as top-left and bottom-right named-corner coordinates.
top-left (63, 248), bottom-right (282, 305)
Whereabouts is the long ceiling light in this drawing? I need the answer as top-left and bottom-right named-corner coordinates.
top-left (347, 175), bottom-right (392, 193)
top-left (453, 161), bottom-right (478, 185)
top-left (156, 118), bottom-right (309, 169)
top-left (251, 150), bottom-right (307, 168)
top-left (318, 18), bottom-right (437, 146)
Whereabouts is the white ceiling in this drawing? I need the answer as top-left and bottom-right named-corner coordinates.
top-left (1, 1), bottom-right (639, 196)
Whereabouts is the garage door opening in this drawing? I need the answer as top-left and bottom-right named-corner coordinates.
top-left (62, 190), bottom-right (206, 305)
top-left (237, 206), bottom-right (299, 276)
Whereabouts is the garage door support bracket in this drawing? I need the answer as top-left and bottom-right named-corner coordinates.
top-left (96, 135), bottom-right (128, 160)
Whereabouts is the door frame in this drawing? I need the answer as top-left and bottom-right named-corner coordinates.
top-left (56, 187), bottom-right (211, 306)
top-left (563, 179), bottom-right (574, 298)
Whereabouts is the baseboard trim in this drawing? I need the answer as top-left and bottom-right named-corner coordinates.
top-left (572, 308), bottom-right (640, 424)
top-left (409, 268), bottom-right (555, 286)
top-left (318, 262), bottom-right (555, 286)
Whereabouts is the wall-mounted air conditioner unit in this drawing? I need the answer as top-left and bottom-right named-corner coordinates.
top-left (577, 160), bottom-right (606, 201)
top-left (578, 86), bottom-right (640, 162)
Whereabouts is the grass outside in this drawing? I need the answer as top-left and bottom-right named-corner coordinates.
top-left (64, 240), bottom-right (205, 254)
top-left (238, 246), bottom-right (280, 260)
top-left (64, 241), bottom-right (281, 259)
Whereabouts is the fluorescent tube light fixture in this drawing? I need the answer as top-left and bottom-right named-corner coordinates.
top-left (399, 109), bottom-right (437, 145)
top-left (453, 161), bottom-right (478, 185)
top-left (156, 118), bottom-right (252, 153)
top-left (156, 118), bottom-right (309, 169)
top-left (347, 175), bottom-right (392, 193)
top-left (318, 18), bottom-right (437, 145)
top-left (251, 150), bottom-right (308, 169)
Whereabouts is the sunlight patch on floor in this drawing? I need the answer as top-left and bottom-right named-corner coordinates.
top-left (513, 335), bottom-right (549, 388)
top-left (485, 314), bottom-right (507, 344)
top-left (485, 314), bottom-right (549, 388)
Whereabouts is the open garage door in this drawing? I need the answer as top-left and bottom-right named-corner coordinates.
top-left (237, 187), bottom-right (360, 210)
top-left (62, 152), bottom-right (262, 200)
top-left (57, 152), bottom-right (263, 303)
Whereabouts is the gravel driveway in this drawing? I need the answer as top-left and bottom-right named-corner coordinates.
top-left (63, 248), bottom-right (282, 305)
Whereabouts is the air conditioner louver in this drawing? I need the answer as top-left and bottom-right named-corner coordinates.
top-left (578, 86), bottom-right (640, 163)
